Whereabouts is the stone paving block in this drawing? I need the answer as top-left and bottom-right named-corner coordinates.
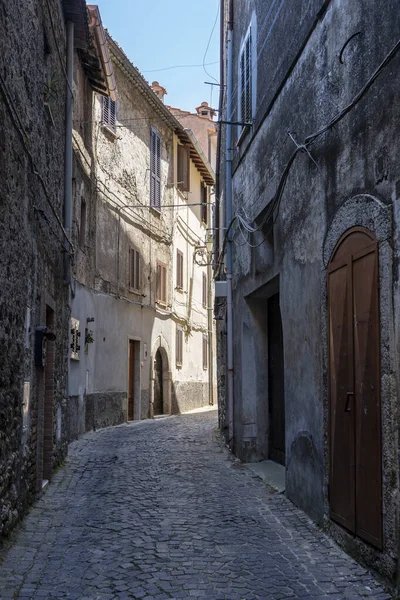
top-left (0, 411), bottom-right (393, 600)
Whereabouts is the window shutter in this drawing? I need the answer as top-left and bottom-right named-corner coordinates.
top-left (177, 145), bottom-right (190, 192)
top-left (202, 272), bottom-right (207, 308)
top-left (203, 334), bottom-right (208, 370)
top-left (177, 250), bottom-right (183, 289)
top-left (156, 263), bottom-right (161, 300)
top-left (102, 97), bottom-right (117, 131)
top-left (135, 250), bottom-right (140, 291)
top-left (102, 96), bottom-right (109, 125)
top-left (162, 265), bottom-right (166, 302)
top-left (150, 129), bottom-right (161, 209)
top-left (201, 185), bottom-right (208, 224)
top-left (240, 29), bottom-right (252, 125)
top-left (176, 327), bottom-right (183, 366)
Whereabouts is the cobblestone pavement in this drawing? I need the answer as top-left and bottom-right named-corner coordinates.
top-left (0, 409), bottom-right (392, 600)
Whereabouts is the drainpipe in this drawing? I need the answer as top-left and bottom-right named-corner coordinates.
top-left (225, 1), bottom-right (234, 446)
top-left (207, 194), bottom-right (214, 405)
top-left (214, 0), bottom-right (225, 257)
top-left (64, 20), bottom-right (74, 286)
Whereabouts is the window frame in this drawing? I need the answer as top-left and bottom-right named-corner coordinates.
top-left (150, 127), bottom-right (162, 210)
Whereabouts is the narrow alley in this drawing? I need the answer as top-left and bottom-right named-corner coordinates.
top-left (0, 410), bottom-right (391, 600)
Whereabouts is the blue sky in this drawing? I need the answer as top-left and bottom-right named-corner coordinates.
top-left (95, 0), bottom-right (220, 113)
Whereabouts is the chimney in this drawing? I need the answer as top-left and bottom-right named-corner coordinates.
top-left (151, 81), bottom-right (167, 103)
top-left (195, 101), bottom-right (216, 120)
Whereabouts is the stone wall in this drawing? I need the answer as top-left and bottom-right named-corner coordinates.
top-left (218, 0), bottom-right (400, 586)
top-left (0, 0), bottom-right (70, 537)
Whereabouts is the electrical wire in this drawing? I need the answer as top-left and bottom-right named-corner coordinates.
top-left (203, 1), bottom-right (220, 86)
top-left (143, 61), bottom-right (219, 73)
top-left (222, 36), bottom-right (400, 256)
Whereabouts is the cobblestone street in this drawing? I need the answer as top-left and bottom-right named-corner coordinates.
top-left (0, 409), bottom-right (392, 600)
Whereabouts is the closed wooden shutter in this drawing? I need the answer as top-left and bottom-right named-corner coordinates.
top-left (177, 145), bottom-right (190, 192)
top-left (156, 262), bottom-right (167, 303)
top-left (176, 327), bottom-right (183, 366)
top-left (202, 334), bottom-right (208, 370)
top-left (201, 185), bottom-right (207, 224)
top-left (151, 129), bottom-right (161, 209)
top-left (129, 249), bottom-right (140, 291)
top-left (177, 250), bottom-right (183, 289)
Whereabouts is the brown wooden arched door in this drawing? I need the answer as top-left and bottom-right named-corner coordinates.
top-left (328, 227), bottom-right (382, 548)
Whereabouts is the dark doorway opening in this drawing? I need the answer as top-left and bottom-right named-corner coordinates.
top-left (128, 340), bottom-right (140, 421)
top-left (43, 306), bottom-right (55, 483)
top-left (153, 348), bottom-right (164, 416)
top-left (268, 293), bottom-right (285, 466)
top-left (328, 227), bottom-right (382, 549)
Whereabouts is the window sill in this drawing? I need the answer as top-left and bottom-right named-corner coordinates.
top-left (175, 286), bottom-right (185, 294)
top-left (236, 124), bottom-right (251, 147)
top-left (129, 287), bottom-right (141, 296)
top-left (102, 124), bottom-right (117, 138)
top-left (150, 205), bottom-right (161, 217)
top-left (156, 300), bottom-right (167, 308)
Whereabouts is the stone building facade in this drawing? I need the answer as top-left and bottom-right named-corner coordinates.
top-left (217, 0), bottom-right (400, 589)
top-left (0, 0), bottom-right (88, 536)
top-left (69, 16), bottom-right (215, 431)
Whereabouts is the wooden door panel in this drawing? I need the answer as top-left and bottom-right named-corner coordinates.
top-left (128, 341), bottom-right (134, 420)
top-left (328, 262), bottom-right (355, 532)
top-left (352, 245), bottom-right (382, 548)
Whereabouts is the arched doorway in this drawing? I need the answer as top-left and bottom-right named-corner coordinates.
top-left (327, 227), bottom-right (382, 548)
top-left (153, 349), bottom-right (163, 416)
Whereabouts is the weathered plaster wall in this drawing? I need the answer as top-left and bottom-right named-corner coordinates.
top-left (219, 0), bottom-right (400, 584)
top-left (0, 0), bottom-right (70, 537)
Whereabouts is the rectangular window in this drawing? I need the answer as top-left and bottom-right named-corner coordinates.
top-left (70, 317), bottom-right (81, 361)
top-left (129, 248), bottom-right (140, 291)
top-left (176, 326), bottom-right (183, 367)
top-left (156, 261), bottom-right (167, 304)
top-left (79, 200), bottom-right (86, 249)
top-left (202, 334), bottom-right (208, 370)
top-left (102, 96), bottom-right (117, 132)
top-left (177, 144), bottom-right (190, 192)
top-left (240, 28), bottom-right (252, 127)
top-left (201, 184), bottom-right (208, 224)
top-left (150, 128), bottom-right (161, 209)
top-left (202, 272), bottom-right (207, 308)
top-left (176, 249), bottom-right (183, 290)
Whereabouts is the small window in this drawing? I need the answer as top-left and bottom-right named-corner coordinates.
top-left (70, 317), bottom-right (80, 361)
top-left (202, 272), bottom-right (207, 308)
top-left (176, 326), bottom-right (183, 367)
top-left (177, 144), bottom-right (190, 193)
top-left (79, 200), bottom-right (86, 249)
top-left (240, 28), bottom-right (252, 128)
top-left (150, 128), bottom-right (161, 209)
top-left (156, 261), bottom-right (167, 304)
top-left (102, 96), bottom-right (117, 132)
top-left (176, 249), bottom-right (184, 290)
top-left (129, 248), bottom-right (140, 292)
top-left (201, 185), bottom-right (207, 224)
top-left (202, 334), bottom-right (208, 370)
